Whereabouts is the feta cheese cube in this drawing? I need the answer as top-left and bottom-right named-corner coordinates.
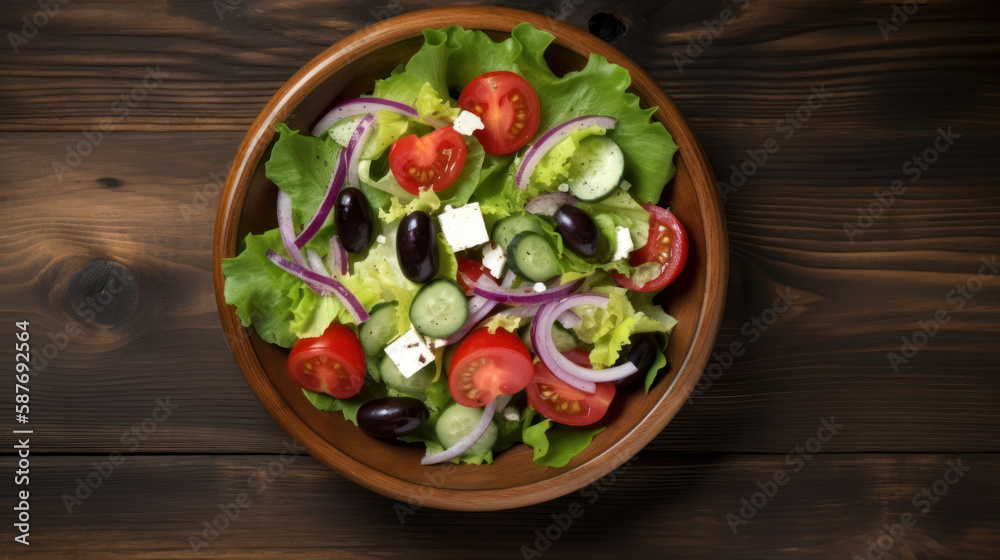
top-left (612, 226), bottom-right (634, 261)
top-left (533, 282), bottom-right (547, 292)
top-left (453, 110), bottom-right (485, 136)
top-left (375, 235), bottom-right (386, 244)
top-left (424, 336), bottom-right (449, 354)
top-left (384, 327), bottom-right (435, 378)
top-left (438, 202), bottom-right (489, 252)
top-left (481, 241), bottom-right (506, 279)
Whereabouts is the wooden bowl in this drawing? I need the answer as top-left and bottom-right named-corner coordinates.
top-left (213, 6), bottom-right (727, 511)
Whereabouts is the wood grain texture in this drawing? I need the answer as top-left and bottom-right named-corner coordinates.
top-left (0, 453), bottom-right (997, 559)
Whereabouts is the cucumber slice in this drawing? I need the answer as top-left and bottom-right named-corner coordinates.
top-left (378, 354), bottom-right (435, 399)
top-left (359, 302), bottom-right (398, 355)
top-left (435, 402), bottom-right (499, 457)
top-left (409, 278), bottom-right (468, 338)
top-left (507, 232), bottom-right (560, 282)
top-left (567, 136), bottom-right (624, 202)
top-left (491, 214), bottom-right (549, 253)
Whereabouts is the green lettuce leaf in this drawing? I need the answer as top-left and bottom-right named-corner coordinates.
top-left (221, 230), bottom-right (300, 348)
top-left (521, 407), bottom-right (606, 468)
top-left (265, 123), bottom-right (341, 228)
top-left (572, 282), bottom-right (677, 368)
top-left (302, 380), bottom-right (387, 425)
top-left (529, 125), bottom-right (607, 189)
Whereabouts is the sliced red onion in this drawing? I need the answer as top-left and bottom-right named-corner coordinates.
top-left (421, 399), bottom-right (497, 465)
top-left (305, 249), bottom-right (328, 276)
top-left (295, 149), bottom-right (347, 249)
top-left (326, 236), bottom-right (348, 277)
top-left (472, 276), bottom-right (584, 306)
top-left (532, 294), bottom-right (637, 388)
top-left (311, 97), bottom-right (418, 137)
top-left (501, 269), bottom-right (516, 289)
top-left (266, 250), bottom-right (370, 324)
top-left (346, 112), bottom-right (376, 188)
top-left (442, 295), bottom-right (498, 345)
top-left (525, 192), bottom-right (580, 216)
top-left (515, 115), bottom-right (617, 190)
top-left (276, 190), bottom-right (309, 269)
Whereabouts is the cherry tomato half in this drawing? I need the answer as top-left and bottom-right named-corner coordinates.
top-left (457, 71), bottom-right (540, 155)
top-left (612, 204), bottom-right (689, 292)
top-left (448, 327), bottom-right (534, 407)
top-left (456, 257), bottom-right (495, 296)
top-left (389, 125), bottom-right (468, 195)
top-left (527, 349), bottom-right (616, 426)
top-left (286, 323), bottom-right (367, 399)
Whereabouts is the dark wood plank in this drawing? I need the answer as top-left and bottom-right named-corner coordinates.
top-left (1, 132), bottom-right (997, 454)
top-left (1, 453), bottom-right (997, 558)
top-left (1, 0), bottom-right (997, 134)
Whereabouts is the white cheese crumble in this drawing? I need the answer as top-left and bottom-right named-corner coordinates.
top-left (438, 202), bottom-right (489, 252)
top-left (452, 110), bottom-right (485, 136)
top-left (533, 282), bottom-right (547, 292)
top-left (612, 226), bottom-right (634, 261)
top-left (481, 241), bottom-right (506, 279)
top-left (375, 235), bottom-right (386, 244)
top-left (502, 405), bottom-right (521, 422)
top-left (557, 183), bottom-right (570, 192)
top-left (384, 327), bottom-right (434, 378)
top-left (620, 179), bottom-right (632, 192)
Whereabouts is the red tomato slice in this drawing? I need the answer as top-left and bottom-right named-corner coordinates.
top-left (389, 126), bottom-right (468, 195)
top-left (457, 71), bottom-right (540, 155)
top-left (527, 349), bottom-right (616, 426)
top-left (456, 257), bottom-right (495, 296)
top-left (612, 204), bottom-right (689, 292)
top-left (448, 327), bottom-right (534, 407)
top-left (286, 323), bottom-right (367, 399)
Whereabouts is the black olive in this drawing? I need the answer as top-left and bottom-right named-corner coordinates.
top-left (357, 397), bottom-right (428, 438)
top-left (396, 211), bottom-right (439, 283)
top-left (334, 187), bottom-right (374, 253)
top-left (553, 205), bottom-right (600, 257)
top-left (614, 333), bottom-right (661, 387)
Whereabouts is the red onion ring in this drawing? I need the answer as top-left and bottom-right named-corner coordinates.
top-left (421, 399), bottom-right (497, 465)
top-left (326, 236), bottom-right (349, 277)
top-left (532, 294), bottom-right (638, 389)
top-left (305, 249), bottom-right (328, 276)
top-left (265, 250), bottom-right (370, 324)
top-left (472, 276), bottom-right (584, 305)
top-left (294, 149), bottom-right (347, 249)
top-left (310, 97), bottom-right (418, 137)
top-left (346, 112), bottom-right (376, 189)
top-left (515, 115), bottom-right (617, 190)
top-left (276, 190), bottom-right (309, 269)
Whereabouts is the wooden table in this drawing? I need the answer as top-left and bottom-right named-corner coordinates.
top-left (2, 1), bottom-right (998, 558)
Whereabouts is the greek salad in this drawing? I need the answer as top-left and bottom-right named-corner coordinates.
top-left (222, 23), bottom-right (686, 467)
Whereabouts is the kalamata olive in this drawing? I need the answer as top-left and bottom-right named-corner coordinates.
top-left (396, 211), bottom-right (439, 283)
top-left (357, 397), bottom-right (428, 438)
top-left (614, 332), bottom-right (661, 387)
top-left (334, 187), bottom-right (374, 253)
top-left (553, 205), bottom-right (599, 257)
